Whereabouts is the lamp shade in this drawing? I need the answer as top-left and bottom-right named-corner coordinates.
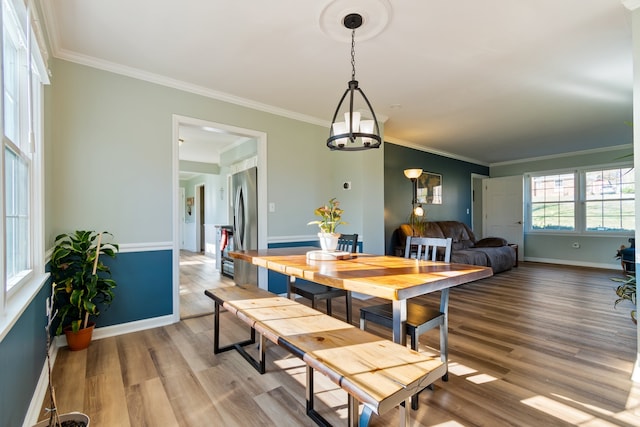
top-left (404, 168), bottom-right (423, 179)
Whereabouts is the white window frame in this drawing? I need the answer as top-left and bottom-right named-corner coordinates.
top-left (526, 162), bottom-right (635, 237)
top-left (0, 0), bottom-right (49, 341)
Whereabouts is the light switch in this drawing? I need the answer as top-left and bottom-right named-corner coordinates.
top-left (269, 202), bottom-right (275, 212)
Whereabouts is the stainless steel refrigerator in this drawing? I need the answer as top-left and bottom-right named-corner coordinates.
top-left (232, 167), bottom-right (258, 286)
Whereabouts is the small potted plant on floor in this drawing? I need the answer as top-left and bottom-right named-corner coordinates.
top-left (51, 230), bottom-right (118, 350)
top-left (612, 274), bottom-right (636, 324)
top-left (308, 197), bottom-right (347, 252)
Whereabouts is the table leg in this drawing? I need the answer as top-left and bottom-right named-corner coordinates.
top-left (392, 299), bottom-right (407, 346)
top-left (287, 276), bottom-right (295, 300)
top-left (439, 288), bottom-right (450, 381)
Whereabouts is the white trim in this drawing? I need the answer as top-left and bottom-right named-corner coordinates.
top-left (384, 138), bottom-right (489, 167)
top-left (118, 241), bottom-right (173, 253)
top-left (23, 314), bottom-right (175, 427)
top-left (43, 242), bottom-right (174, 264)
top-left (623, 0), bottom-right (640, 11)
top-left (268, 234), bottom-right (319, 244)
top-left (490, 144), bottom-right (633, 168)
top-left (267, 234), bottom-right (366, 247)
top-left (50, 48), bottom-right (329, 128)
top-left (524, 257), bottom-right (620, 270)
top-left (0, 272), bottom-right (48, 341)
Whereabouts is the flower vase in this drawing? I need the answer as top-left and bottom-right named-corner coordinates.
top-left (318, 233), bottom-right (340, 252)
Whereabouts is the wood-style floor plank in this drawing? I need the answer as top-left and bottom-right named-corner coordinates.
top-left (39, 262), bottom-right (640, 426)
top-left (126, 377), bottom-right (180, 427)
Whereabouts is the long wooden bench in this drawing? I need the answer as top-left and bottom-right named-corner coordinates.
top-left (205, 285), bottom-right (444, 427)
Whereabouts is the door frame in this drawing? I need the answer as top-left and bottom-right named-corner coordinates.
top-left (172, 115), bottom-right (268, 322)
top-left (195, 183), bottom-right (204, 253)
top-left (471, 173), bottom-right (489, 238)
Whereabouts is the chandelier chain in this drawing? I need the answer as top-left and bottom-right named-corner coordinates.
top-left (351, 28), bottom-right (356, 81)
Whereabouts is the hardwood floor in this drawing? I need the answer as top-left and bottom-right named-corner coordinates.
top-left (179, 250), bottom-right (234, 319)
top-left (40, 262), bottom-right (640, 426)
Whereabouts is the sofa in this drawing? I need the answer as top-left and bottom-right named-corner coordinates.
top-left (395, 221), bottom-right (516, 273)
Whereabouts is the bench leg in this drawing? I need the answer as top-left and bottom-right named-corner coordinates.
top-left (214, 301), bottom-right (256, 354)
top-left (213, 300), bottom-right (265, 374)
top-left (234, 332), bottom-right (266, 374)
top-left (305, 366), bottom-right (332, 427)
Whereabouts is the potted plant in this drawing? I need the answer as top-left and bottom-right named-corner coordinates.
top-left (51, 230), bottom-right (118, 350)
top-left (308, 197), bottom-right (346, 251)
top-left (33, 282), bottom-right (90, 427)
top-left (612, 274), bottom-right (636, 324)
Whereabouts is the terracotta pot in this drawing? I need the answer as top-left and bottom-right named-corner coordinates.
top-left (64, 322), bottom-right (95, 351)
top-left (32, 411), bottom-right (90, 426)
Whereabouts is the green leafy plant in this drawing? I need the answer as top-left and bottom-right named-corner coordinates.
top-left (612, 274), bottom-right (636, 324)
top-left (51, 230), bottom-right (119, 334)
top-left (308, 197), bottom-right (346, 234)
top-left (408, 210), bottom-right (428, 236)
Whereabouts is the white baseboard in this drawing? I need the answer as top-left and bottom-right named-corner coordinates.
top-left (23, 315), bottom-right (176, 426)
top-left (523, 257), bottom-right (621, 271)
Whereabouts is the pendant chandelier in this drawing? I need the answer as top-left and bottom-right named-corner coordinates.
top-left (327, 13), bottom-right (381, 151)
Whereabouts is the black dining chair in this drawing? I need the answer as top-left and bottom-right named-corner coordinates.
top-left (288, 233), bottom-right (358, 323)
top-left (359, 235), bottom-right (452, 409)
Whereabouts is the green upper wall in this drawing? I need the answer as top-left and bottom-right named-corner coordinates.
top-left (490, 145), bottom-right (634, 269)
top-left (45, 58), bottom-right (385, 253)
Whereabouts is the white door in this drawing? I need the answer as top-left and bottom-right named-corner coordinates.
top-left (483, 176), bottom-right (524, 261)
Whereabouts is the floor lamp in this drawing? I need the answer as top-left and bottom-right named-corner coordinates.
top-left (404, 168), bottom-right (424, 236)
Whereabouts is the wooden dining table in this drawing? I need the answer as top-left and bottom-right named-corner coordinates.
top-left (229, 247), bottom-right (493, 346)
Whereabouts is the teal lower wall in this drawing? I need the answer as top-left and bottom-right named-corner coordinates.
top-left (0, 249), bottom-right (173, 425)
top-left (0, 283), bottom-right (49, 427)
top-left (98, 250), bottom-right (173, 326)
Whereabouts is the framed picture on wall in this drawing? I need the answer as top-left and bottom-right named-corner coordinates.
top-left (417, 172), bottom-right (442, 204)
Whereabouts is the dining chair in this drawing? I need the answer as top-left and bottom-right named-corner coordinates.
top-left (359, 235), bottom-right (452, 409)
top-left (288, 233), bottom-right (358, 323)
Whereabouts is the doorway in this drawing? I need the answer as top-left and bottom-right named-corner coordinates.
top-left (172, 115), bottom-right (268, 321)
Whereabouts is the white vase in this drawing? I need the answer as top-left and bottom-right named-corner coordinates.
top-left (318, 232), bottom-right (340, 252)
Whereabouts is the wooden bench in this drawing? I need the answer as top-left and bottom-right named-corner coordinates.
top-left (205, 285), bottom-right (444, 427)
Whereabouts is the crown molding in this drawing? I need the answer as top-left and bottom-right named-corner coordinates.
top-left (489, 143), bottom-right (633, 167)
top-left (51, 47), bottom-right (332, 131)
top-left (622, 0), bottom-right (640, 11)
top-left (384, 136), bottom-right (489, 167)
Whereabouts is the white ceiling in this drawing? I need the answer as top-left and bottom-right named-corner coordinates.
top-left (41, 0), bottom-right (634, 165)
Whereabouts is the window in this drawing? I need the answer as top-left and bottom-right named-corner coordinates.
top-left (3, 0), bottom-right (31, 292)
top-left (527, 166), bottom-right (635, 234)
top-left (585, 168), bottom-right (635, 232)
top-left (531, 173), bottom-right (575, 231)
top-left (0, 0), bottom-right (49, 339)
